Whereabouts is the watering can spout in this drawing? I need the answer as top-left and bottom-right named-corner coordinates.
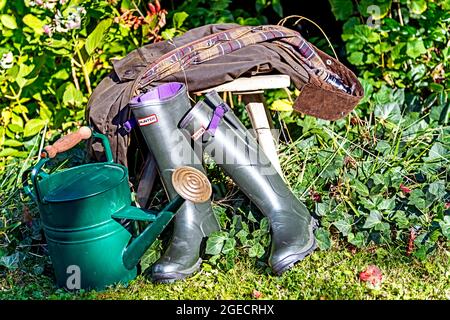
top-left (122, 195), bottom-right (185, 270)
top-left (121, 166), bottom-right (212, 270)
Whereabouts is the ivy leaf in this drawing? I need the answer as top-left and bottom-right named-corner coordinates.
top-left (374, 222), bottom-right (390, 233)
top-left (363, 210), bottom-right (382, 229)
top-left (393, 211), bottom-right (410, 229)
top-left (406, 39), bottom-right (427, 58)
top-left (359, 197), bottom-right (378, 210)
top-left (85, 19), bottom-right (112, 55)
top-left (0, 252), bottom-right (21, 269)
top-left (213, 205), bottom-right (229, 230)
top-left (173, 12), bottom-right (189, 29)
top-left (329, 0), bottom-right (354, 21)
top-left (314, 228), bottom-right (332, 250)
top-left (358, 78), bottom-right (373, 104)
top-left (1, 14), bottom-right (17, 29)
top-left (248, 243), bottom-right (265, 258)
top-left (375, 140), bottom-right (391, 155)
top-left (379, 197), bottom-right (395, 211)
top-left (424, 142), bottom-right (447, 163)
top-left (348, 232), bottom-right (366, 248)
top-left (352, 180), bottom-right (370, 197)
top-left (428, 180), bottom-right (446, 200)
top-left (439, 216), bottom-right (450, 239)
top-left (374, 102), bottom-right (402, 123)
top-left (23, 119), bottom-right (46, 137)
top-left (408, 189), bottom-right (427, 209)
top-left (372, 173), bottom-right (386, 186)
top-left (247, 211), bottom-right (258, 223)
top-left (373, 85), bottom-right (393, 105)
top-left (140, 240), bottom-right (161, 272)
top-left (413, 245), bottom-right (428, 261)
top-left (205, 231), bottom-right (228, 255)
top-left (348, 51), bottom-right (364, 65)
top-left (408, 0), bottom-right (427, 14)
top-left (235, 229), bottom-right (248, 244)
top-left (333, 219), bottom-right (352, 236)
top-left (315, 202), bottom-right (329, 217)
top-left (222, 238), bottom-right (236, 255)
top-left (391, 43), bottom-right (406, 62)
top-left (260, 217), bottom-right (270, 232)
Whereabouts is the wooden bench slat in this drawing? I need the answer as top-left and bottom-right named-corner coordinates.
top-left (196, 75), bottom-right (290, 94)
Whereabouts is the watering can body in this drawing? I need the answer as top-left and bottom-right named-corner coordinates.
top-left (25, 130), bottom-right (183, 290)
top-left (36, 162), bottom-right (137, 290)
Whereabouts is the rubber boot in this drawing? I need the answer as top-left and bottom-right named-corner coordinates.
top-left (130, 83), bottom-right (219, 283)
top-left (179, 92), bottom-right (316, 275)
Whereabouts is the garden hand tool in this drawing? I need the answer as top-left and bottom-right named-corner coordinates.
top-left (179, 91), bottom-right (317, 275)
top-left (23, 127), bottom-right (212, 290)
top-left (129, 82), bottom-right (220, 283)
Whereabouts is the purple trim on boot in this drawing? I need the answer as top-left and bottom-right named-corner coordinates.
top-left (129, 82), bottom-right (183, 104)
top-left (206, 102), bottom-right (228, 136)
top-left (123, 118), bottom-right (137, 133)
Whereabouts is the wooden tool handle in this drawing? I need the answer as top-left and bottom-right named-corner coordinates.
top-left (42, 126), bottom-right (92, 158)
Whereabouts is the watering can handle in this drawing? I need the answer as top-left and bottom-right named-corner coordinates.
top-left (41, 126), bottom-right (92, 159)
top-left (25, 127), bottom-right (113, 203)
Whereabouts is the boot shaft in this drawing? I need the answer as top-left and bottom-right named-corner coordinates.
top-left (129, 83), bottom-right (220, 282)
top-left (179, 97), bottom-right (300, 215)
top-left (179, 92), bottom-right (316, 273)
top-left (130, 83), bottom-right (204, 196)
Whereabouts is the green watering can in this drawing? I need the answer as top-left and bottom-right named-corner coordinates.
top-left (23, 127), bottom-right (212, 290)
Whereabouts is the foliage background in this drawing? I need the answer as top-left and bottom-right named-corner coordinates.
top-left (0, 0), bottom-right (448, 290)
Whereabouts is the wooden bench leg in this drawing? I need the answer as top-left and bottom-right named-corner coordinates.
top-left (136, 153), bottom-right (158, 208)
top-left (244, 98), bottom-right (283, 177)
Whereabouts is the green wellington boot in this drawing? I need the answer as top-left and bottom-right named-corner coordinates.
top-left (179, 91), bottom-right (317, 275)
top-left (130, 83), bottom-right (220, 283)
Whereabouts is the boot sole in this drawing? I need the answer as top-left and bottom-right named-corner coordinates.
top-left (152, 258), bottom-right (202, 284)
top-left (271, 218), bottom-right (318, 275)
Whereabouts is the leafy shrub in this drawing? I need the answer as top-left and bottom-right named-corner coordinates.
top-left (305, 0), bottom-right (450, 258)
top-left (0, 0), bottom-right (171, 167)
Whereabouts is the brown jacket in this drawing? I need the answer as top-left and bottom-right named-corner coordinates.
top-left (87, 23), bottom-right (363, 166)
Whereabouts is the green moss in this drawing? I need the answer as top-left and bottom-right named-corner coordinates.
top-left (1, 245), bottom-right (448, 300)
